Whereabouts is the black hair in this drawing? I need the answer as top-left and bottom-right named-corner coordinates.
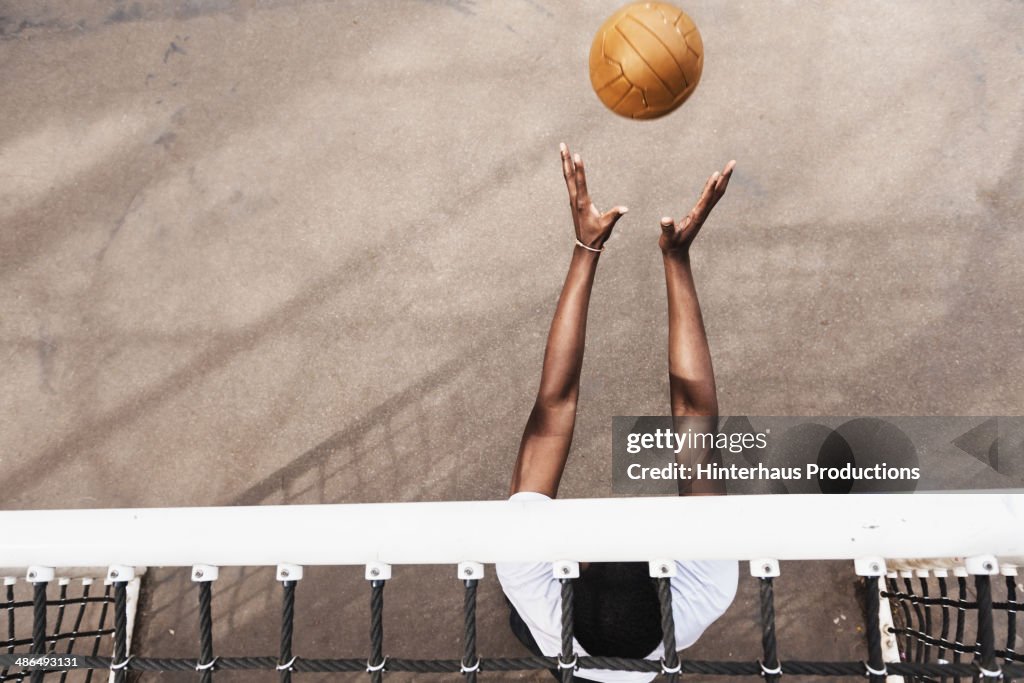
top-left (571, 562), bottom-right (664, 658)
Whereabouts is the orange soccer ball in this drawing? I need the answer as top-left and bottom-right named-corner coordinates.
top-left (589, 2), bottom-right (704, 120)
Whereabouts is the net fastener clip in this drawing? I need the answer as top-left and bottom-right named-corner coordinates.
top-left (976, 663), bottom-right (1003, 679)
top-left (965, 555), bottom-right (1000, 575)
top-left (26, 566), bottom-right (55, 583)
top-left (649, 560), bottom-right (677, 578)
top-left (661, 659), bottom-right (682, 674)
top-left (460, 657), bottom-right (481, 673)
top-left (750, 559), bottom-right (780, 579)
top-left (107, 565), bottom-right (136, 583)
top-left (365, 562), bottom-right (392, 581)
top-left (110, 656), bottom-right (134, 671)
top-left (366, 656), bottom-right (388, 673)
top-left (195, 657), bottom-right (218, 671)
top-left (854, 557), bottom-right (887, 577)
top-left (277, 564), bottom-right (303, 582)
top-left (192, 565), bottom-right (219, 583)
top-left (863, 662), bottom-right (887, 677)
top-left (552, 561), bottom-right (579, 580)
top-left (276, 656), bottom-right (297, 671)
top-left (557, 654), bottom-right (578, 670)
top-left (458, 561), bottom-right (484, 580)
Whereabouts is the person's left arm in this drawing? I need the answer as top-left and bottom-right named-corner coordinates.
top-left (659, 161), bottom-right (735, 495)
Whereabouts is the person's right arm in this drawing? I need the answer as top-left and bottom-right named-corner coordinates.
top-left (509, 144), bottom-right (628, 498)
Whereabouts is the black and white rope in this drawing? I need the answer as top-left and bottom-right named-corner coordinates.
top-left (758, 577), bottom-right (782, 683)
top-left (657, 577), bottom-right (680, 682)
top-left (558, 578), bottom-right (576, 683)
top-left (111, 581), bottom-right (128, 683)
top-left (280, 579), bottom-right (297, 683)
top-left (369, 579), bottom-right (386, 683)
top-left (2, 562), bottom-right (1021, 682)
top-left (197, 580), bottom-right (215, 682)
top-left (462, 578), bottom-right (480, 682)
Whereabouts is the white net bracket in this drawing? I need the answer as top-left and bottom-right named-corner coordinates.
top-left (750, 559), bottom-right (780, 578)
top-left (107, 565), bottom-right (135, 583)
top-left (553, 561), bottom-right (579, 579)
top-left (854, 557), bottom-right (887, 577)
top-left (192, 564), bottom-right (219, 582)
top-left (458, 561), bottom-right (484, 580)
top-left (26, 566), bottom-right (54, 583)
top-left (965, 555), bottom-right (999, 575)
top-left (365, 562), bottom-right (391, 581)
top-left (277, 564), bottom-right (303, 582)
top-left (649, 560), bottom-right (677, 578)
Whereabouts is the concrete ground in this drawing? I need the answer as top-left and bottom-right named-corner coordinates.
top-left (2, 0), bottom-right (1022, 680)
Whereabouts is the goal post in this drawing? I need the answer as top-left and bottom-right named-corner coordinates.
top-left (1, 493), bottom-right (1022, 568)
top-left (0, 493), bottom-right (1021, 681)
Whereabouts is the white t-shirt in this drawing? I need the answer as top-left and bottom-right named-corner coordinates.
top-left (495, 492), bottom-right (738, 683)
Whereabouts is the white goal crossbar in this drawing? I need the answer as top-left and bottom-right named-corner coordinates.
top-left (1, 493), bottom-right (1022, 569)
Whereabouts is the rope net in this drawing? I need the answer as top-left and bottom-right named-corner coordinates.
top-left (883, 567), bottom-right (1021, 682)
top-left (2, 576), bottom-right (117, 682)
top-left (1, 560), bottom-right (1021, 681)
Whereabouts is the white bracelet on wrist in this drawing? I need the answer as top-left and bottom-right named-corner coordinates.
top-left (574, 238), bottom-right (605, 253)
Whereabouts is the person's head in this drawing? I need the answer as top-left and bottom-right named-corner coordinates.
top-left (572, 562), bottom-right (663, 658)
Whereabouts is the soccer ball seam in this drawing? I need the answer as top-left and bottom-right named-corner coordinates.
top-left (593, 33), bottom-right (627, 92)
top-left (612, 23), bottom-right (678, 100)
top-left (621, 14), bottom-right (690, 93)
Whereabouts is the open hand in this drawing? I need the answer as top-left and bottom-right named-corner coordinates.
top-left (560, 143), bottom-right (628, 250)
top-left (659, 160), bottom-right (735, 258)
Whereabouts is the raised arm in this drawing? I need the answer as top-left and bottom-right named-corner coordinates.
top-left (659, 160), bottom-right (734, 417)
top-left (660, 161), bottom-right (735, 496)
top-left (509, 144), bottom-right (628, 497)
